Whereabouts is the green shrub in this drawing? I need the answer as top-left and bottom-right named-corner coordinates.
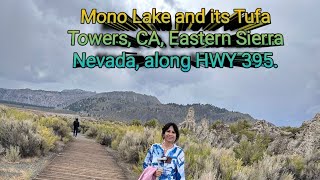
top-left (79, 122), bottom-right (91, 134)
top-left (96, 132), bottom-right (113, 146)
top-left (234, 135), bottom-right (270, 165)
top-left (85, 126), bottom-right (99, 138)
top-left (209, 120), bottom-right (223, 130)
top-left (281, 126), bottom-right (301, 134)
top-left (130, 119), bottom-right (142, 126)
top-left (37, 117), bottom-right (71, 140)
top-left (234, 140), bottom-right (253, 165)
top-left (184, 142), bottom-right (212, 179)
top-left (37, 125), bottom-right (59, 154)
top-left (111, 134), bottom-right (124, 150)
top-left (144, 119), bottom-right (159, 128)
top-left (179, 128), bottom-right (191, 136)
top-left (230, 120), bottom-right (252, 134)
top-left (2, 108), bottom-right (36, 121)
top-left (230, 120), bottom-right (256, 142)
top-left (219, 151), bottom-right (243, 180)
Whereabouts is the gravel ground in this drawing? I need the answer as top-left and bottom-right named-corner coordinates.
top-left (0, 152), bottom-right (56, 180)
top-left (0, 140), bottom-right (66, 180)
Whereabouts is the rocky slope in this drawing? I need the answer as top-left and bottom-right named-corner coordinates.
top-left (268, 113), bottom-right (320, 156)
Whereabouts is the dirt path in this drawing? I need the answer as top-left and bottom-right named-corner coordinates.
top-left (33, 135), bottom-right (128, 180)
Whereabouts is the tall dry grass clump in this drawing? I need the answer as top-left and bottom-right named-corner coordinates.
top-left (5, 145), bottom-right (21, 162)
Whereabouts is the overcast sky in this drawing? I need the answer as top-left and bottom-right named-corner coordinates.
top-left (0, 0), bottom-right (319, 127)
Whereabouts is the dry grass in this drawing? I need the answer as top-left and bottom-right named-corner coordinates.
top-left (0, 167), bottom-right (32, 180)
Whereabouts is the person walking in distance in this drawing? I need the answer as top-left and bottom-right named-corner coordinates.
top-left (73, 118), bottom-right (80, 137)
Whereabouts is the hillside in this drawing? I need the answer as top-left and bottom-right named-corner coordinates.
top-left (65, 92), bottom-right (255, 124)
top-left (0, 88), bottom-right (255, 124)
top-left (0, 88), bottom-right (96, 108)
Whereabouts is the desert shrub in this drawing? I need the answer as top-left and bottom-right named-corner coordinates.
top-left (130, 119), bottom-right (142, 126)
top-left (240, 130), bottom-right (256, 142)
top-left (220, 154), bottom-right (243, 179)
top-left (0, 108), bottom-right (73, 158)
top-left (0, 119), bottom-right (42, 157)
top-left (249, 155), bottom-right (294, 180)
top-left (132, 127), bottom-right (160, 174)
top-left (2, 108), bottom-right (36, 121)
top-left (118, 128), bottom-right (157, 164)
top-left (144, 119), bottom-right (159, 128)
top-left (209, 120), bottom-right (223, 130)
top-left (37, 117), bottom-right (71, 140)
top-left (234, 140), bottom-right (253, 165)
top-left (145, 127), bottom-right (161, 147)
top-left (232, 154), bottom-right (301, 180)
top-left (234, 135), bottom-right (270, 165)
top-left (230, 120), bottom-right (252, 132)
top-left (232, 166), bottom-right (254, 180)
top-left (96, 132), bottom-right (113, 146)
top-left (79, 121), bottom-right (91, 134)
top-left (37, 125), bottom-right (59, 154)
top-left (299, 151), bottom-right (320, 180)
top-left (214, 148), bottom-right (243, 180)
top-left (179, 128), bottom-right (191, 136)
top-left (82, 121), bottom-right (130, 150)
top-left (5, 145), bottom-right (21, 162)
top-left (85, 125), bottom-right (99, 138)
top-left (111, 132), bottom-right (126, 150)
top-left (230, 120), bottom-right (256, 142)
top-left (281, 126), bottom-right (301, 134)
top-left (187, 146), bottom-right (243, 180)
top-left (197, 166), bottom-right (221, 180)
top-left (104, 124), bottom-right (128, 150)
top-left (287, 155), bottom-right (305, 176)
top-left (256, 152), bottom-right (320, 180)
top-left (184, 142), bottom-right (212, 179)
top-left (118, 131), bottom-right (144, 163)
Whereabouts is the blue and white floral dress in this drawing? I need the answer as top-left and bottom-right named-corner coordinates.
top-left (143, 143), bottom-right (185, 180)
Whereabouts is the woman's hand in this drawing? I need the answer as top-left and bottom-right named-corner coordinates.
top-left (154, 169), bottom-right (163, 177)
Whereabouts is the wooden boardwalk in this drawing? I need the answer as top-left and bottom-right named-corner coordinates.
top-left (33, 135), bottom-right (128, 180)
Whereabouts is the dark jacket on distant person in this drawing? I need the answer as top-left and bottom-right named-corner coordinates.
top-left (73, 119), bottom-right (80, 129)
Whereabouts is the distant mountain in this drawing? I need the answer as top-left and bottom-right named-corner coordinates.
top-left (65, 91), bottom-right (255, 124)
top-left (0, 88), bottom-right (96, 108)
top-left (0, 87), bottom-right (255, 124)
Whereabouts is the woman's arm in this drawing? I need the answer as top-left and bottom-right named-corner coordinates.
top-left (176, 150), bottom-right (185, 180)
top-left (142, 145), bottom-right (153, 169)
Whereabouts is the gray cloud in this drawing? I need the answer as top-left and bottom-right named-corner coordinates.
top-left (0, 0), bottom-right (319, 127)
top-left (164, 0), bottom-right (176, 7)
